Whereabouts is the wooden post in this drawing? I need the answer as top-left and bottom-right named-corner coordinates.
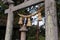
top-left (19, 25), bottom-right (28, 40)
top-left (5, 1), bottom-right (14, 40)
top-left (45, 0), bottom-right (58, 40)
top-left (36, 21), bottom-right (40, 40)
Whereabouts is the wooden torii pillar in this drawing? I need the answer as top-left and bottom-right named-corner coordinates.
top-left (45, 0), bottom-right (58, 40)
top-left (4, 0), bottom-right (14, 40)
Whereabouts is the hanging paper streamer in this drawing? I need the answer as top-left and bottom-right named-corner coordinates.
top-left (24, 18), bottom-right (27, 25)
top-left (38, 12), bottom-right (42, 21)
top-left (27, 18), bottom-right (32, 26)
top-left (18, 17), bottom-right (23, 24)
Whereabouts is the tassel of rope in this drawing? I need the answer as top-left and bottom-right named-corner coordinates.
top-left (27, 17), bottom-right (32, 26)
top-left (38, 12), bottom-right (42, 21)
top-left (18, 17), bottom-right (23, 24)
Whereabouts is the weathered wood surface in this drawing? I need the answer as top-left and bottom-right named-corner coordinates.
top-left (5, 0), bottom-right (44, 13)
top-left (5, 0), bottom-right (14, 40)
top-left (20, 25), bottom-right (27, 40)
top-left (45, 0), bottom-right (58, 40)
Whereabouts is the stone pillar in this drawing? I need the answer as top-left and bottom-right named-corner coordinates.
top-left (45, 0), bottom-right (58, 40)
top-left (19, 25), bottom-right (28, 40)
top-left (5, 1), bottom-right (14, 40)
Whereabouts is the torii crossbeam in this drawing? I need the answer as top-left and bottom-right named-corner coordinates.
top-left (5, 0), bottom-right (44, 13)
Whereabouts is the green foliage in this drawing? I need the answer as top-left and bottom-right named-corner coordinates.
top-left (0, 1), bottom-right (8, 10)
top-left (39, 35), bottom-right (45, 40)
top-left (18, 9), bottom-right (27, 14)
top-left (27, 26), bottom-right (45, 40)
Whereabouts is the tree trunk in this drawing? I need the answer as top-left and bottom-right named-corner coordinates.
top-left (45, 0), bottom-right (58, 40)
top-left (5, 2), bottom-right (14, 40)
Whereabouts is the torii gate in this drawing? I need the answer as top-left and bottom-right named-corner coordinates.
top-left (3, 0), bottom-right (58, 40)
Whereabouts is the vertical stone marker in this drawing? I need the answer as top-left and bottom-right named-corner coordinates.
top-left (5, 0), bottom-right (14, 40)
top-left (45, 0), bottom-right (58, 40)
